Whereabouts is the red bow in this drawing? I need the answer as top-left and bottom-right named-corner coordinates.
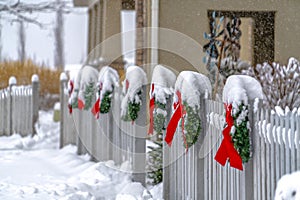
top-left (91, 82), bottom-right (103, 119)
top-left (78, 98), bottom-right (85, 110)
top-left (214, 103), bottom-right (243, 171)
top-left (148, 84), bottom-right (155, 135)
top-left (126, 79), bottom-right (129, 91)
top-left (165, 91), bottom-right (187, 149)
top-left (68, 80), bottom-right (74, 114)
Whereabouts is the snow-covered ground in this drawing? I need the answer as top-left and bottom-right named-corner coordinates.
top-left (0, 110), bottom-right (162, 200)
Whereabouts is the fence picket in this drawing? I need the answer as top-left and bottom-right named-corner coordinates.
top-left (0, 77), bottom-right (38, 137)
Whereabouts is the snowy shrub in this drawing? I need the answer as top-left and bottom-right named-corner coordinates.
top-left (275, 171), bottom-right (300, 200)
top-left (244, 57), bottom-right (300, 109)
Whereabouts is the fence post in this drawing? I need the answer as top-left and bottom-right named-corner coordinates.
top-left (196, 93), bottom-right (208, 200)
top-left (163, 95), bottom-right (173, 200)
top-left (244, 100), bottom-right (256, 200)
top-left (132, 85), bottom-right (146, 186)
top-left (8, 76), bottom-right (16, 135)
top-left (60, 72), bottom-right (68, 148)
top-left (31, 74), bottom-right (39, 136)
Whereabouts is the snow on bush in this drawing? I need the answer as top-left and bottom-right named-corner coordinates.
top-left (275, 171), bottom-right (300, 200)
top-left (121, 65), bottom-right (147, 121)
top-left (244, 57), bottom-right (300, 109)
top-left (219, 57), bottom-right (251, 80)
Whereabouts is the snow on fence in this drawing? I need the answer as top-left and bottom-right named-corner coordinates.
top-left (60, 75), bottom-right (146, 185)
top-left (0, 75), bottom-right (39, 136)
top-left (164, 96), bottom-right (300, 200)
top-left (60, 70), bottom-right (300, 199)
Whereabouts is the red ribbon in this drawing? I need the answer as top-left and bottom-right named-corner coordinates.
top-left (78, 98), bottom-right (85, 110)
top-left (91, 82), bottom-right (103, 119)
top-left (68, 80), bottom-right (74, 114)
top-left (148, 84), bottom-right (155, 135)
top-left (165, 91), bottom-right (187, 149)
top-left (91, 98), bottom-right (100, 119)
top-left (214, 103), bottom-right (243, 171)
top-left (126, 79), bottom-right (129, 91)
top-left (68, 80), bottom-right (74, 96)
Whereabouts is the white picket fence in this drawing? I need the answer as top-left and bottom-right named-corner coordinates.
top-left (0, 76), bottom-right (39, 136)
top-left (59, 72), bottom-right (300, 199)
top-left (164, 96), bottom-right (300, 200)
top-left (59, 75), bottom-right (147, 185)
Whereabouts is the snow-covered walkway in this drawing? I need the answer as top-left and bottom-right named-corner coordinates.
top-left (0, 111), bottom-right (161, 200)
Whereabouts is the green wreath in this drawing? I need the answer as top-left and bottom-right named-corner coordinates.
top-left (71, 89), bottom-right (79, 109)
top-left (231, 103), bottom-right (251, 163)
top-left (181, 102), bottom-right (201, 148)
top-left (100, 91), bottom-right (112, 114)
top-left (122, 90), bottom-right (142, 122)
top-left (83, 81), bottom-right (95, 110)
top-left (153, 101), bottom-right (167, 134)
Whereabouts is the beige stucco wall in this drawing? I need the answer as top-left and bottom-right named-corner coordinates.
top-left (158, 0), bottom-right (300, 73)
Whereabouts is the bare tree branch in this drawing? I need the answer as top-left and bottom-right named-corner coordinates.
top-left (0, 0), bottom-right (74, 26)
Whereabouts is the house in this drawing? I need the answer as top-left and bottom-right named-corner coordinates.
top-left (74, 0), bottom-right (300, 76)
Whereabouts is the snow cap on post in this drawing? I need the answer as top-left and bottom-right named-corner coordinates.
top-left (150, 65), bottom-right (176, 103)
top-left (174, 71), bottom-right (212, 108)
top-left (60, 72), bottom-right (68, 81)
top-left (31, 74), bottom-right (39, 83)
top-left (223, 75), bottom-right (263, 106)
top-left (9, 76), bottom-right (17, 86)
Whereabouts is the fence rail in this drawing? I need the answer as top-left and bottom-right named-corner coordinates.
top-left (0, 76), bottom-right (39, 136)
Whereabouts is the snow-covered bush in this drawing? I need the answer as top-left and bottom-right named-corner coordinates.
top-left (275, 171), bottom-right (300, 200)
top-left (121, 65), bottom-right (147, 122)
top-left (165, 71), bottom-right (211, 149)
top-left (219, 57), bottom-right (251, 80)
top-left (244, 57), bottom-right (300, 109)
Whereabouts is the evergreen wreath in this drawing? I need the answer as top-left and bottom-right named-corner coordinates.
top-left (147, 133), bottom-right (163, 185)
top-left (100, 91), bottom-right (112, 114)
top-left (181, 102), bottom-right (201, 148)
top-left (231, 103), bottom-right (251, 163)
top-left (123, 90), bottom-right (142, 122)
top-left (153, 101), bottom-right (167, 133)
top-left (83, 82), bottom-right (95, 110)
top-left (71, 89), bottom-right (79, 109)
